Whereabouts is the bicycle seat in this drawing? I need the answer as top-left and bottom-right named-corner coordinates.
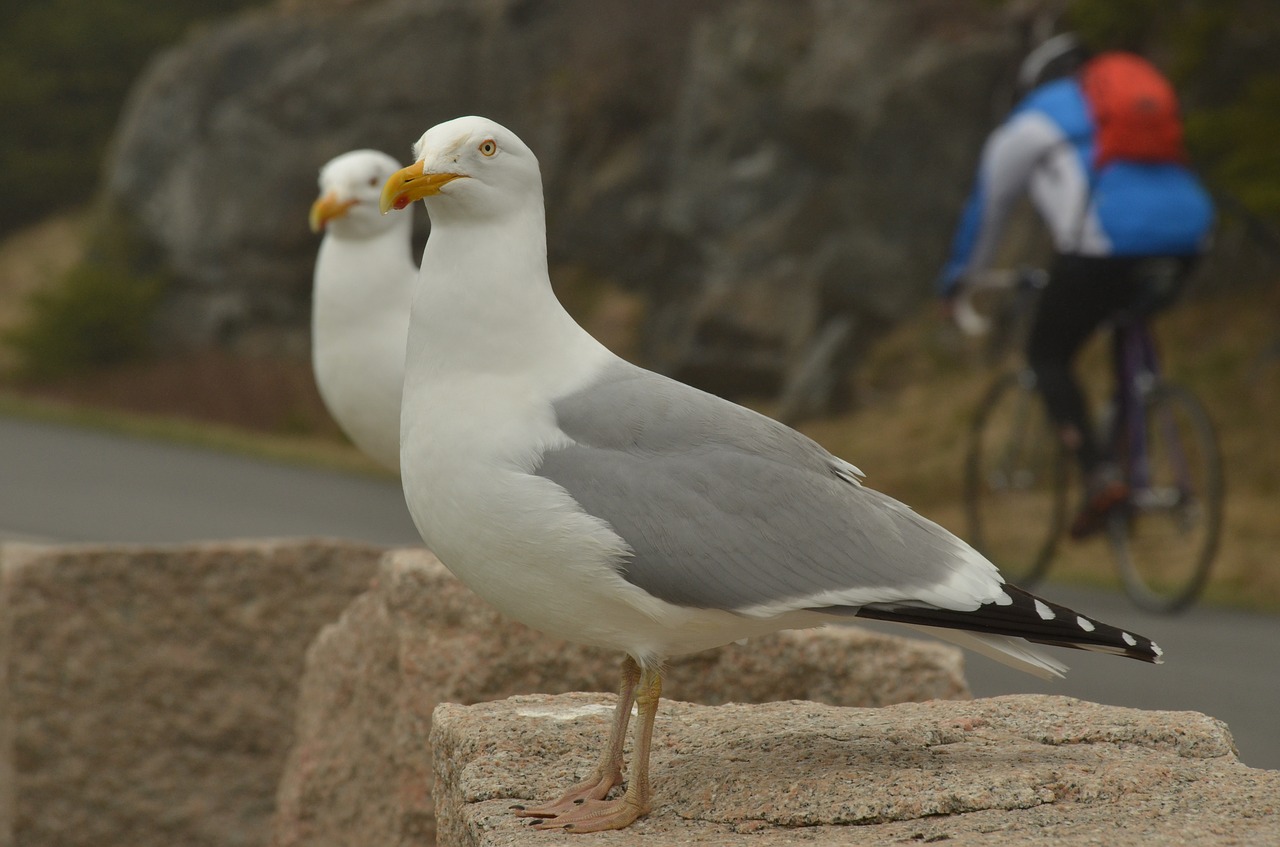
top-left (1113, 257), bottom-right (1191, 325)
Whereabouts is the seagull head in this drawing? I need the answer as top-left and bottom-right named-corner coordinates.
top-left (379, 116), bottom-right (542, 222)
top-left (310, 150), bottom-right (408, 237)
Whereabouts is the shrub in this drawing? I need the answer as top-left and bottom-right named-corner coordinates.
top-left (3, 214), bottom-right (169, 380)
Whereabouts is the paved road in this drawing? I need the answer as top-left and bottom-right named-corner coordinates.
top-left (0, 415), bottom-right (421, 545)
top-left (2, 414), bottom-right (1276, 770)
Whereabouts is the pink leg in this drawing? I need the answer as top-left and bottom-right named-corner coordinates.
top-left (512, 655), bottom-right (641, 818)
top-left (529, 663), bottom-right (663, 832)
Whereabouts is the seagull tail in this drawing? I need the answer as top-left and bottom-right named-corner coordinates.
top-left (850, 583), bottom-right (1163, 677)
top-left (902, 625), bottom-right (1068, 680)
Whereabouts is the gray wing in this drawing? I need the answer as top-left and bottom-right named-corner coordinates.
top-left (537, 361), bottom-right (988, 613)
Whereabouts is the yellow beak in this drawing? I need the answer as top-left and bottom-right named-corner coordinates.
top-left (308, 192), bottom-right (358, 233)
top-left (379, 163), bottom-right (464, 214)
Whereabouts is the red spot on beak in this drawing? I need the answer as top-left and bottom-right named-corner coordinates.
top-left (393, 196), bottom-right (411, 211)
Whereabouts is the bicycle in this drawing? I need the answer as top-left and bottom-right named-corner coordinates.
top-left (960, 265), bottom-right (1223, 613)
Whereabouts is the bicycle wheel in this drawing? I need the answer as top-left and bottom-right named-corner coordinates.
top-left (1110, 383), bottom-right (1223, 613)
top-left (964, 371), bottom-right (1068, 584)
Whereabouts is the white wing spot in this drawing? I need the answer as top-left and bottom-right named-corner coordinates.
top-left (1033, 599), bottom-right (1055, 620)
top-left (1151, 641), bottom-right (1164, 659)
top-left (1076, 615), bottom-right (1096, 632)
top-left (1122, 632), bottom-right (1137, 647)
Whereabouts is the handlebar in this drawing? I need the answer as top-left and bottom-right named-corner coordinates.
top-left (952, 268), bottom-right (1048, 337)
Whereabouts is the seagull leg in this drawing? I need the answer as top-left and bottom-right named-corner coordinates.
top-left (512, 655), bottom-right (640, 818)
top-left (530, 663), bottom-right (663, 832)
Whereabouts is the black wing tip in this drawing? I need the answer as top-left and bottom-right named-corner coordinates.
top-left (854, 583), bottom-right (1164, 665)
top-left (1004, 584), bottom-right (1164, 664)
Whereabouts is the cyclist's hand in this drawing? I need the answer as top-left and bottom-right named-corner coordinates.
top-left (939, 277), bottom-right (969, 325)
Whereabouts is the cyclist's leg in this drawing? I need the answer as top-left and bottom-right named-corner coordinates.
top-left (1026, 254), bottom-right (1134, 474)
top-left (1027, 255), bottom-right (1140, 537)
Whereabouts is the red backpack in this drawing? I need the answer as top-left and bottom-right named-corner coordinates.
top-left (1080, 52), bottom-right (1187, 169)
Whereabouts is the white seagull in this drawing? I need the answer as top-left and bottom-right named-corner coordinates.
top-left (380, 116), bottom-right (1163, 833)
top-left (309, 149), bottom-right (416, 471)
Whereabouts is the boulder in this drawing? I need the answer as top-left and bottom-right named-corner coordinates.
top-left (269, 547), bottom-right (969, 846)
top-left (0, 539), bottom-right (385, 847)
top-left (104, 0), bottom-right (1017, 396)
top-left (433, 692), bottom-right (1279, 846)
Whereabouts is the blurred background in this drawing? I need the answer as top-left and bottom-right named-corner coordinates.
top-left (2, 0), bottom-right (1276, 605)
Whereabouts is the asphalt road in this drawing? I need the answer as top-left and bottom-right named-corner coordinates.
top-left (0, 415), bottom-right (421, 545)
top-left (2, 414), bottom-right (1276, 770)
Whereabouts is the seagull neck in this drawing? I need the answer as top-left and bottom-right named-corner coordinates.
top-left (315, 222), bottom-right (414, 311)
top-left (411, 212), bottom-right (601, 374)
top-left (378, 209), bottom-right (415, 254)
top-left (365, 217), bottom-right (415, 268)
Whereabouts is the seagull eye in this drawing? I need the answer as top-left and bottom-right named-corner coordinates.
top-left (479, 139), bottom-right (498, 157)
top-left (368, 176), bottom-right (379, 186)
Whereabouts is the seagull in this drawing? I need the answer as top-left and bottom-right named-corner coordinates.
top-left (309, 149), bottom-right (416, 471)
top-left (380, 116), bottom-right (1163, 833)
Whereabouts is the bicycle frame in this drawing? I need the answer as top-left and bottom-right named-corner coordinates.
top-left (1111, 319), bottom-right (1192, 510)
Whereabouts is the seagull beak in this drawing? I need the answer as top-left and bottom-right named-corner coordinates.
top-left (379, 163), bottom-right (464, 214)
top-left (309, 192), bottom-right (358, 233)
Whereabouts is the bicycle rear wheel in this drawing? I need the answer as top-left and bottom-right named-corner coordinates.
top-left (1110, 383), bottom-right (1223, 613)
top-left (965, 371), bottom-right (1068, 584)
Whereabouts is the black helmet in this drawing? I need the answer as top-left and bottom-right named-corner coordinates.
top-left (1016, 33), bottom-right (1089, 95)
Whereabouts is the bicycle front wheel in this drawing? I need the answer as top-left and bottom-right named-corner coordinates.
top-left (1110, 383), bottom-right (1223, 613)
top-left (964, 371), bottom-right (1068, 584)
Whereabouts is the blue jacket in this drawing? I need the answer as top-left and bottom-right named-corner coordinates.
top-left (937, 77), bottom-right (1215, 297)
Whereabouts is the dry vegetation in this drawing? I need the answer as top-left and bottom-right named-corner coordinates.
top-left (0, 211), bottom-right (88, 367)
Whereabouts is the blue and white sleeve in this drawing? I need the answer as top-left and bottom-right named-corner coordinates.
top-left (937, 112), bottom-right (1065, 297)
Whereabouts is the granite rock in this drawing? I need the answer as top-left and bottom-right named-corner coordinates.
top-left (433, 692), bottom-right (1279, 846)
top-left (0, 538), bottom-right (385, 847)
top-left (269, 547), bottom-right (970, 846)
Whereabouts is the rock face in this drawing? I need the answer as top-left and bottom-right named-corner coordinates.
top-left (105, 0), bottom-right (1016, 394)
top-left (433, 692), bottom-right (1280, 846)
top-left (0, 539), bottom-right (385, 847)
top-left (268, 547), bottom-right (970, 846)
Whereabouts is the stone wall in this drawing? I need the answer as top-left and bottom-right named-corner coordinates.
top-left (3, 540), bottom-right (1274, 846)
top-left (268, 548), bottom-right (970, 846)
top-left (0, 541), bottom-right (970, 847)
top-left (0, 539), bottom-right (384, 847)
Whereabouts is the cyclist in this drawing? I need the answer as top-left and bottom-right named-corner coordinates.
top-left (937, 33), bottom-right (1215, 539)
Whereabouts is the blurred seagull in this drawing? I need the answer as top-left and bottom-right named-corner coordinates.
top-left (309, 149), bottom-right (416, 471)
top-left (380, 116), bottom-right (1163, 833)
